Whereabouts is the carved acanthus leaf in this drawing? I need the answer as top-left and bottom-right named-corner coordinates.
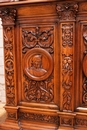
top-left (0, 8), bottom-right (16, 24)
top-left (56, 3), bottom-right (78, 20)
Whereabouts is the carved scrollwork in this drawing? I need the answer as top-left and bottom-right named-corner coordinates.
top-left (0, 8), bottom-right (16, 24)
top-left (62, 24), bottom-right (73, 47)
top-left (76, 118), bottom-right (87, 127)
top-left (56, 3), bottom-right (78, 20)
top-left (22, 27), bottom-right (54, 54)
top-left (62, 54), bottom-right (73, 89)
top-left (24, 74), bottom-right (54, 103)
top-left (19, 112), bottom-right (59, 125)
top-left (63, 91), bottom-right (72, 111)
top-left (4, 27), bottom-right (15, 106)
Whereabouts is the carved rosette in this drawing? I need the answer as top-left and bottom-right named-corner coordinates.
top-left (56, 3), bottom-right (78, 20)
top-left (0, 8), bottom-right (17, 106)
top-left (82, 26), bottom-right (87, 105)
top-left (19, 112), bottom-right (59, 125)
top-left (22, 26), bottom-right (54, 103)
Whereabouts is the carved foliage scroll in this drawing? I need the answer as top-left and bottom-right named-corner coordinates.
top-left (24, 74), bottom-right (54, 103)
top-left (4, 27), bottom-right (15, 106)
top-left (0, 8), bottom-right (17, 106)
top-left (56, 3), bottom-right (78, 20)
top-left (22, 26), bottom-right (54, 103)
top-left (19, 112), bottom-right (59, 125)
top-left (82, 26), bottom-right (87, 105)
top-left (22, 27), bottom-right (54, 54)
top-left (61, 24), bottom-right (74, 111)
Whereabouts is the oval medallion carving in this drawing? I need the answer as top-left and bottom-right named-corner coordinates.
top-left (83, 54), bottom-right (87, 77)
top-left (23, 48), bottom-right (53, 81)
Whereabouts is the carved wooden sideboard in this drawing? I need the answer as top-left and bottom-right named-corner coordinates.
top-left (0, 0), bottom-right (87, 129)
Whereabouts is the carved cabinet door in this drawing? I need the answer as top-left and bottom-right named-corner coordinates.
top-left (16, 15), bottom-right (60, 126)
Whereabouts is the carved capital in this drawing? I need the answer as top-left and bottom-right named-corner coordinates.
top-left (0, 8), bottom-right (17, 25)
top-left (56, 3), bottom-right (78, 20)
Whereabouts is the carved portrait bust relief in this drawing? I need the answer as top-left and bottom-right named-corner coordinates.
top-left (28, 54), bottom-right (47, 77)
top-left (23, 48), bottom-right (53, 81)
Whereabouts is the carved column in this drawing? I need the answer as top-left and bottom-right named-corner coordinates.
top-left (0, 8), bottom-right (20, 129)
top-left (56, 3), bottom-right (78, 112)
top-left (82, 26), bottom-right (87, 106)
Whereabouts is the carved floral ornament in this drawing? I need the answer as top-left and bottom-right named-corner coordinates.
top-left (0, 8), bottom-right (17, 24)
top-left (56, 3), bottom-right (78, 20)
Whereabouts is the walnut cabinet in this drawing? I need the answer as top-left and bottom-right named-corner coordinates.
top-left (0, 0), bottom-right (87, 129)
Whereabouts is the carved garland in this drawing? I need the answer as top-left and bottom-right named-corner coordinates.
top-left (0, 8), bottom-right (17, 106)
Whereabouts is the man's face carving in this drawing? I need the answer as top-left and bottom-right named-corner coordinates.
top-left (32, 55), bottom-right (42, 69)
